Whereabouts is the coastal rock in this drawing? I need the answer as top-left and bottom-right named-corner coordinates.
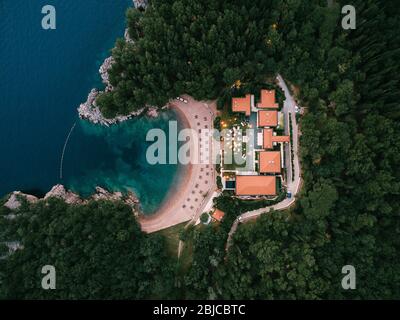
top-left (125, 190), bottom-right (140, 205)
top-left (99, 56), bottom-right (115, 91)
top-left (76, 1), bottom-right (152, 127)
top-left (92, 186), bottom-right (123, 202)
top-left (4, 191), bottom-right (38, 210)
top-left (77, 89), bottom-right (109, 125)
top-left (44, 184), bottom-right (83, 205)
top-left (3, 184), bottom-right (141, 217)
top-left (125, 191), bottom-right (140, 216)
top-left (77, 89), bottom-right (148, 126)
top-left (91, 187), bottom-right (139, 212)
top-left (146, 106), bottom-right (159, 118)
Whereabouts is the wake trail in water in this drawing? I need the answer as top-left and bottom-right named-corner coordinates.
top-left (60, 122), bottom-right (77, 180)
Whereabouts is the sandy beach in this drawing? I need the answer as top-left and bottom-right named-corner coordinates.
top-left (138, 95), bottom-right (217, 233)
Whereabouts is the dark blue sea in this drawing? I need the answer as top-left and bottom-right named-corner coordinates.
top-left (0, 0), bottom-right (179, 214)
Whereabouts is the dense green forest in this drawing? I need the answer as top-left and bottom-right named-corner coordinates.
top-left (1, 0), bottom-right (399, 299)
top-left (0, 200), bottom-right (176, 299)
top-left (186, 0), bottom-right (400, 299)
top-left (184, 0), bottom-right (400, 299)
top-left (97, 0), bottom-right (282, 117)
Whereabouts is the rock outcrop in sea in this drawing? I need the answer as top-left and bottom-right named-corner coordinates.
top-left (3, 185), bottom-right (140, 214)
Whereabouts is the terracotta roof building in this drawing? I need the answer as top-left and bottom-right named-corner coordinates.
top-left (258, 110), bottom-right (278, 127)
top-left (257, 89), bottom-right (279, 109)
top-left (226, 89), bottom-right (289, 198)
top-left (232, 94), bottom-right (252, 116)
top-left (259, 151), bottom-right (281, 173)
top-left (235, 175), bottom-right (276, 196)
top-left (212, 209), bottom-right (225, 222)
top-left (263, 128), bottom-right (290, 149)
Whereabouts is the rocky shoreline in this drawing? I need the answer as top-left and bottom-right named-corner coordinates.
top-left (2, 1), bottom-right (151, 217)
top-left (4, 185), bottom-right (140, 216)
top-left (77, 0), bottom-right (154, 127)
top-left (77, 89), bottom-right (151, 126)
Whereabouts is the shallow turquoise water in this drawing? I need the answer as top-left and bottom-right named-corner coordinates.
top-left (64, 112), bottom-right (181, 214)
top-left (0, 0), bottom-right (180, 214)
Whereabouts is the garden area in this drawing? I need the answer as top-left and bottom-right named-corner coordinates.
top-left (217, 116), bottom-right (253, 171)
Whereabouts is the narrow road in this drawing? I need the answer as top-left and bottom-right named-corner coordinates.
top-left (226, 75), bottom-right (302, 249)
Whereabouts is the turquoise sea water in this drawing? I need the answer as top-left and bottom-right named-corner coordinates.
top-left (0, 1), bottom-right (179, 214)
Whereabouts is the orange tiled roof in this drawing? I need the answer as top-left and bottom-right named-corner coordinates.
top-left (263, 128), bottom-right (274, 149)
top-left (257, 89), bottom-right (278, 109)
top-left (258, 110), bottom-right (278, 127)
top-left (273, 135), bottom-right (290, 143)
top-left (235, 175), bottom-right (276, 196)
top-left (232, 94), bottom-right (251, 116)
top-left (263, 129), bottom-right (290, 149)
top-left (259, 151), bottom-right (281, 173)
top-left (212, 209), bottom-right (225, 222)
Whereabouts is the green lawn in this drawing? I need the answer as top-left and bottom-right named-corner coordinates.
top-left (156, 222), bottom-right (195, 273)
top-left (156, 222), bottom-right (186, 257)
top-left (178, 238), bottom-right (193, 274)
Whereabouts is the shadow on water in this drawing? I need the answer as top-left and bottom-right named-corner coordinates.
top-left (20, 188), bottom-right (47, 199)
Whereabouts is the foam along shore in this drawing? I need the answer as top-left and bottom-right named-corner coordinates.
top-left (78, 0), bottom-right (151, 126)
top-left (3, 185), bottom-right (140, 214)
